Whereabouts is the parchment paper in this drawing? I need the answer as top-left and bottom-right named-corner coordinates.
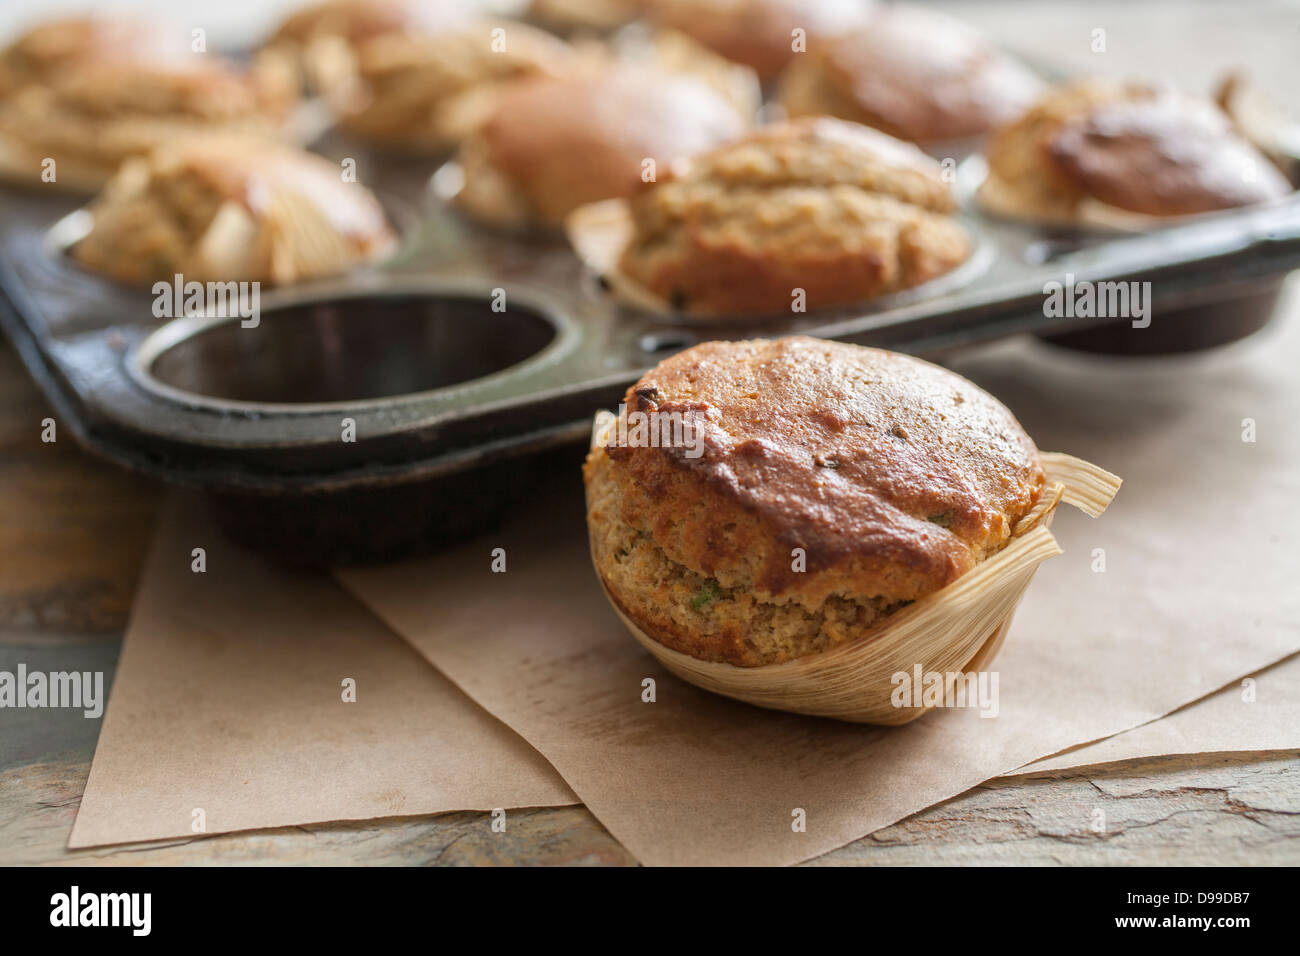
top-left (1018, 652), bottom-right (1300, 774)
top-left (69, 496), bottom-right (574, 849)
top-left (340, 290), bottom-right (1300, 866)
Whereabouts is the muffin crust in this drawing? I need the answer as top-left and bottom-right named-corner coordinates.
top-left (777, 3), bottom-right (1043, 145)
top-left (616, 117), bottom-right (970, 315)
top-left (585, 337), bottom-right (1045, 665)
top-left (983, 81), bottom-right (1291, 222)
top-left (0, 16), bottom-right (184, 95)
top-left (650, 0), bottom-right (872, 79)
top-left (72, 135), bottom-right (395, 284)
top-left (0, 55), bottom-right (296, 188)
top-left (456, 64), bottom-right (748, 228)
top-left (335, 20), bottom-right (574, 151)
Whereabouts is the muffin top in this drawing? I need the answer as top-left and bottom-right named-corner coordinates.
top-left (985, 81), bottom-right (1291, 219)
top-left (615, 117), bottom-right (969, 314)
top-left (460, 65), bottom-right (748, 226)
top-left (150, 136), bottom-right (392, 238)
top-left (599, 337), bottom-right (1044, 608)
top-left (336, 19), bottom-right (574, 150)
top-left (778, 3), bottom-right (1043, 144)
top-left (0, 15), bottom-right (185, 94)
top-left (651, 0), bottom-right (872, 79)
top-left (30, 57), bottom-right (292, 123)
top-left (267, 0), bottom-right (464, 46)
top-left (73, 135), bottom-right (394, 284)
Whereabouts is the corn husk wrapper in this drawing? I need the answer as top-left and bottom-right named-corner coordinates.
top-left (587, 409), bottom-right (1122, 724)
top-left (566, 197), bottom-right (674, 312)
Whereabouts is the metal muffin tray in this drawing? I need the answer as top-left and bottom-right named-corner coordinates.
top-left (3, 136), bottom-right (1300, 560)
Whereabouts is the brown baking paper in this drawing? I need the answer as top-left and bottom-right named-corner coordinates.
top-left (340, 290), bottom-right (1300, 867)
top-left (1018, 652), bottom-right (1300, 774)
top-left (69, 495), bottom-right (574, 849)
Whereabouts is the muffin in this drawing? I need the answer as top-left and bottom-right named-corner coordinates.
top-left (266, 0), bottom-right (461, 47)
top-left (454, 34), bottom-right (755, 230)
top-left (588, 117), bottom-right (970, 316)
top-left (980, 80), bottom-right (1293, 226)
top-left (528, 0), bottom-right (648, 33)
top-left (0, 55), bottom-right (298, 191)
top-left (329, 19), bottom-right (575, 151)
top-left (649, 0), bottom-right (873, 80)
top-left (0, 15), bottom-right (184, 96)
top-left (262, 0), bottom-right (468, 94)
top-left (71, 136), bottom-right (396, 285)
top-left (584, 336), bottom-right (1047, 667)
top-left (777, 3), bottom-right (1043, 146)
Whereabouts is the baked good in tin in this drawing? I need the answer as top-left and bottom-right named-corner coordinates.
top-left (649, 0), bottom-right (872, 80)
top-left (454, 32), bottom-right (756, 229)
top-left (776, 2), bottom-right (1043, 146)
top-left (583, 117), bottom-right (970, 316)
top-left (979, 80), bottom-right (1292, 226)
top-left (71, 135), bottom-right (395, 285)
top-left (0, 54), bottom-right (298, 191)
top-left (0, 15), bottom-right (184, 96)
top-left (327, 18), bottom-right (576, 151)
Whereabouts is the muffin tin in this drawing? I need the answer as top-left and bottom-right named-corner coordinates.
top-left (3, 123), bottom-right (1300, 559)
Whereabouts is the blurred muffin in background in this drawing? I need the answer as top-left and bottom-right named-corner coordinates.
top-left (455, 31), bottom-right (757, 229)
top-left (649, 0), bottom-right (873, 80)
top-left (0, 54), bottom-right (299, 191)
top-left (71, 135), bottom-right (396, 285)
top-left (0, 15), bottom-right (185, 96)
top-left (1215, 72), bottom-right (1300, 188)
top-left (777, 2), bottom-right (1042, 147)
top-left (528, 0), bottom-right (649, 33)
top-left (604, 116), bottom-right (970, 316)
top-left (262, 0), bottom-right (468, 94)
top-left (328, 18), bottom-right (576, 152)
top-left (980, 80), bottom-right (1293, 227)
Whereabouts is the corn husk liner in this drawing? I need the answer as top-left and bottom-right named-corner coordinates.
top-left (566, 198), bottom-right (671, 313)
top-left (588, 410), bottom-right (1121, 724)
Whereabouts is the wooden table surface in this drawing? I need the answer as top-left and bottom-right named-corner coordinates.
top-left (2, 340), bottom-right (1297, 866)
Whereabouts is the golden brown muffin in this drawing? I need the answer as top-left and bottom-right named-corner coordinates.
top-left (649, 0), bottom-right (872, 80)
top-left (0, 55), bottom-right (298, 191)
top-left (0, 15), bottom-right (185, 96)
top-left (777, 3), bottom-right (1043, 146)
top-left (981, 80), bottom-right (1293, 225)
top-left (262, 0), bottom-right (468, 95)
top-left (332, 19), bottom-right (575, 152)
top-left (528, 0), bottom-right (648, 32)
top-left (585, 336), bottom-right (1046, 666)
top-left (454, 35), bottom-right (755, 229)
top-left (613, 117), bottom-right (970, 315)
top-left (71, 135), bottom-right (396, 285)
top-left (267, 0), bottom-right (461, 47)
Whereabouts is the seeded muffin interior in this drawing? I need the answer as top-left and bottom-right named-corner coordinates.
top-left (587, 449), bottom-right (911, 666)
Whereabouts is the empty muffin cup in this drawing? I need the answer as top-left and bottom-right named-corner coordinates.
top-left (132, 287), bottom-right (561, 409)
